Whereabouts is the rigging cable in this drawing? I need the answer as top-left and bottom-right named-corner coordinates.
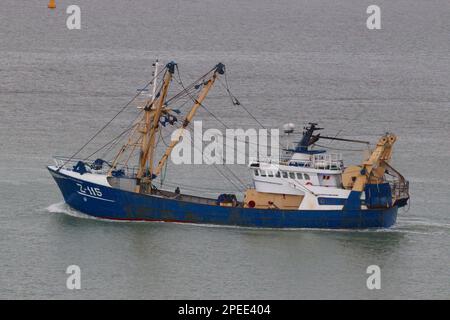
top-left (173, 67), bottom-right (283, 152)
top-left (186, 126), bottom-right (247, 191)
top-left (157, 105), bottom-right (245, 192)
top-left (163, 120), bottom-right (247, 192)
top-left (221, 70), bottom-right (267, 130)
top-left (85, 111), bottom-right (144, 161)
top-left (221, 68), bottom-right (373, 150)
top-left (324, 104), bottom-right (371, 145)
top-left (57, 64), bottom-right (167, 171)
top-left (165, 65), bottom-right (218, 106)
top-left (101, 77), bottom-right (196, 164)
top-left (175, 67), bottom-right (247, 190)
top-left (312, 143), bottom-right (370, 152)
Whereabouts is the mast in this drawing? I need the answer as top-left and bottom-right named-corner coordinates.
top-left (294, 123), bottom-right (323, 153)
top-left (141, 59), bottom-right (160, 173)
top-left (108, 59), bottom-right (161, 173)
top-left (135, 61), bottom-right (176, 193)
top-left (153, 63), bottom-right (225, 177)
top-left (108, 61), bottom-right (224, 194)
top-left (150, 60), bottom-right (159, 109)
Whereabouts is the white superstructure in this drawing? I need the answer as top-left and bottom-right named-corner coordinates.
top-left (250, 152), bottom-right (344, 195)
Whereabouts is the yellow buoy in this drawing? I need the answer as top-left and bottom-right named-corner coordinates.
top-left (48, 0), bottom-right (56, 9)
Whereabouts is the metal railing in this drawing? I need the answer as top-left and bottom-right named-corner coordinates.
top-left (390, 179), bottom-right (410, 201)
top-left (250, 153), bottom-right (344, 170)
top-left (53, 156), bottom-right (139, 177)
top-left (288, 153), bottom-right (344, 170)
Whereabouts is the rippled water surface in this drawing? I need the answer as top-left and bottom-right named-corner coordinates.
top-left (0, 0), bottom-right (449, 299)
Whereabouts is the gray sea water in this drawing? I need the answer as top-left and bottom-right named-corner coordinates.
top-left (1, 0), bottom-right (449, 299)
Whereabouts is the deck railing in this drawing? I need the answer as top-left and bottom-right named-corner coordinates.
top-left (389, 179), bottom-right (410, 201)
top-left (250, 153), bottom-right (344, 170)
top-left (288, 153), bottom-right (344, 170)
top-left (52, 156), bottom-right (139, 177)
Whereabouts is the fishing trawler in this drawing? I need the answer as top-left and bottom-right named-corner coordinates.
top-left (48, 61), bottom-right (409, 229)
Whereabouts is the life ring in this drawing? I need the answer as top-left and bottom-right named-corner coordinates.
top-left (248, 200), bottom-right (256, 208)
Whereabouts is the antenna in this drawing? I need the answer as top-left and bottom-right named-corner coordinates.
top-left (150, 59), bottom-right (159, 105)
top-left (136, 59), bottom-right (160, 110)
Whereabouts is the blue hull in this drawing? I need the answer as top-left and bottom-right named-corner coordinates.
top-left (48, 167), bottom-right (397, 229)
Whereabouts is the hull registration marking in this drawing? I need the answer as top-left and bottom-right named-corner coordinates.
top-left (76, 183), bottom-right (115, 202)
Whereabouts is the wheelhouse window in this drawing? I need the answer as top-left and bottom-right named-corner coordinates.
top-left (289, 172), bottom-right (295, 179)
top-left (275, 171), bottom-right (281, 178)
top-left (254, 169), bottom-right (259, 176)
top-left (268, 171), bottom-right (274, 177)
top-left (296, 173), bottom-right (303, 179)
top-left (304, 173), bottom-right (310, 180)
top-left (282, 171), bottom-right (288, 178)
top-left (260, 170), bottom-right (267, 177)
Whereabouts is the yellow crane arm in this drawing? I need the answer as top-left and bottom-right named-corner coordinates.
top-left (351, 134), bottom-right (397, 192)
top-left (153, 63), bottom-right (225, 177)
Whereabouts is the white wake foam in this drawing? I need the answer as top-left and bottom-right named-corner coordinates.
top-left (45, 202), bottom-right (153, 223)
top-left (46, 202), bottom-right (102, 221)
top-left (398, 216), bottom-right (449, 227)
